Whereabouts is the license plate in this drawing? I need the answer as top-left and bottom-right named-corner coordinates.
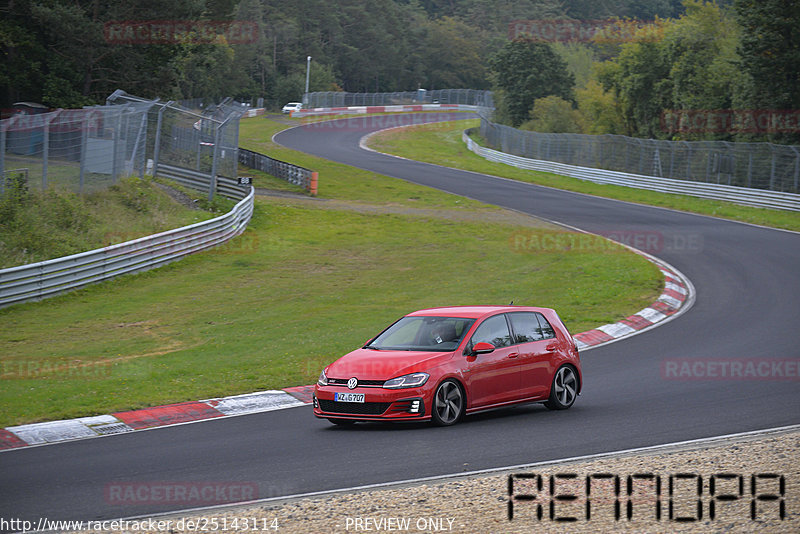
top-left (335, 392), bottom-right (365, 403)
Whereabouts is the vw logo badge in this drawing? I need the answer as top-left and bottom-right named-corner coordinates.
top-left (347, 377), bottom-right (358, 390)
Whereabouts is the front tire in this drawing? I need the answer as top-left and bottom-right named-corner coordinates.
top-left (431, 379), bottom-right (465, 426)
top-left (544, 365), bottom-right (578, 410)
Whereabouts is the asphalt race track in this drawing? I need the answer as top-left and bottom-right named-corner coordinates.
top-left (1, 113), bottom-right (799, 525)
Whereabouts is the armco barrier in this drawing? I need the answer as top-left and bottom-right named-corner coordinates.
top-left (239, 148), bottom-right (317, 195)
top-left (292, 103), bottom-right (480, 117)
top-left (157, 163), bottom-right (251, 200)
top-left (0, 186), bottom-right (254, 309)
top-left (463, 130), bottom-right (800, 212)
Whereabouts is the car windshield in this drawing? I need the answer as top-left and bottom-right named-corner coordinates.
top-left (365, 316), bottom-right (475, 352)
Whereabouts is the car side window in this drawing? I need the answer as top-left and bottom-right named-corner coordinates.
top-left (507, 312), bottom-right (544, 342)
top-left (470, 314), bottom-right (513, 348)
top-left (536, 313), bottom-right (556, 339)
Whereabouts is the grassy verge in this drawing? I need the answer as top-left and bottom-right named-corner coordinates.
top-left (0, 176), bottom-right (218, 268)
top-left (366, 119), bottom-right (800, 232)
top-left (0, 114), bottom-right (663, 427)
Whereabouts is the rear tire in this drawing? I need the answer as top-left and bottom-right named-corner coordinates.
top-left (544, 365), bottom-right (578, 410)
top-left (431, 379), bottom-right (465, 426)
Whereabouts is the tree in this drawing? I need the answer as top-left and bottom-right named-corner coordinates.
top-left (576, 79), bottom-right (626, 134)
top-left (1, 1), bottom-right (47, 107)
top-left (735, 0), bottom-right (800, 143)
top-left (664, 1), bottom-right (739, 118)
top-left (489, 39), bottom-right (575, 126)
top-left (521, 95), bottom-right (584, 133)
top-left (420, 17), bottom-right (489, 90)
top-left (597, 37), bottom-right (672, 138)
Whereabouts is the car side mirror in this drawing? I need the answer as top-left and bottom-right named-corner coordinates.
top-left (471, 342), bottom-right (496, 356)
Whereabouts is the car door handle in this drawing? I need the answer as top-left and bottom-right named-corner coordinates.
top-left (507, 353), bottom-right (519, 359)
top-left (545, 344), bottom-right (558, 352)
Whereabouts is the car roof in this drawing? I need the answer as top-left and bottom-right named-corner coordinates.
top-left (407, 305), bottom-right (554, 319)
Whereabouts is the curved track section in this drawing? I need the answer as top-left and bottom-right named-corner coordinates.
top-left (1, 113), bottom-right (798, 524)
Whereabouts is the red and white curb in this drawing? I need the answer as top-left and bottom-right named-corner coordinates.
top-left (0, 391), bottom-right (305, 451)
top-left (574, 259), bottom-right (693, 351)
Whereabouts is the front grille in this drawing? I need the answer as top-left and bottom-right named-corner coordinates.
top-left (318, 399), bottom-right (391, 415)
top-left (328, 378), bottom-right (385, 388)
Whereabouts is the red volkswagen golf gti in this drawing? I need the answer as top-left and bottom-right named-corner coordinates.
top-left (313, 306), bottom-right (582, 426)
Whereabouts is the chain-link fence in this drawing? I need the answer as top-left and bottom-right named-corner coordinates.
top-left (107, 91), bottom-right (245, 199)
top-left (1, 91), bottom-right (247, 198)
top-left (1, 102), bottom-right (152, 195)
top-left (479, 118), bottom-right (800, 194)
top-left (304, 89), bottom-right (494, 109)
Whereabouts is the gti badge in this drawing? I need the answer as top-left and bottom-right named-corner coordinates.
top-left (347, 377), bottom-right (358, 390)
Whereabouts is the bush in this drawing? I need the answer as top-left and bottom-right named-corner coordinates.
top-left (520, 96), bottom-right (584, 133)
top-left (0, 171), bottom-right (30, 221)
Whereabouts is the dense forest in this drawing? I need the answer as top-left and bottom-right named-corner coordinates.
top-left (2, 0), bottom-right (798, 143)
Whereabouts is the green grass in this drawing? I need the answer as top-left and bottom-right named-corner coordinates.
top-left (0, 114), bottom-right (663, 427)
top-left (0, 176), bottom-right (217, 268)
top-left (367, 119), bottom-right (800, 232)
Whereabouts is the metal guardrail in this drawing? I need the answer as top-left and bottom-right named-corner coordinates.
top-left (293, 104), bottom-right (482, 117)
top-left (479, 117), bottom-right (800, 195)
top-left (0, 186), bottom-right (254, 309)
top-left (157, 163), bottom-right (250, 201)
top-left (238, 148), bottom-right (317, 195)
top-left (304, 89), bottom-right (493, 109)
top-left (463, 130), bottom-right (800, 212)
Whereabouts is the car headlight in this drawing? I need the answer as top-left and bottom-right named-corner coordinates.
top-left (318, 368), bottom-right (328, 386)
top-left (383, 372), bottom-right (429, 389)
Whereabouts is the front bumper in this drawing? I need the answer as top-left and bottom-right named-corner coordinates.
top-left (313, 385), bottom-right (430, 422)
